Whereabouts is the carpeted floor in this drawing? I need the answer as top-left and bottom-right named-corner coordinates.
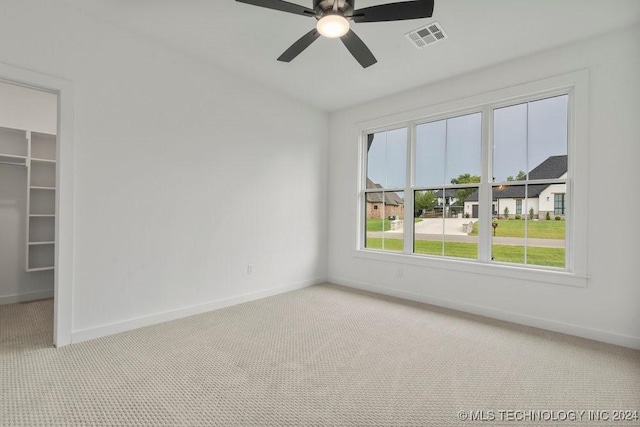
top-left (1, 283), bottom-right (639, 426)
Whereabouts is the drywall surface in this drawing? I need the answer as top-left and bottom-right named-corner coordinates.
top-left (0, 83), bottom-right (56, 303)
top-left (328, 25), bottom-right (640, 348)
top-left (0, 81), bottom-right (56, 134)
top-left (0, 0), bottom-right (328, 337)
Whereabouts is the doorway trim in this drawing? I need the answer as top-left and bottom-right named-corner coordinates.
top-left (0, 61), bottom-right (75, 347)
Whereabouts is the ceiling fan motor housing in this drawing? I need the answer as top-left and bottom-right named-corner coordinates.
top-left (313, 0), bottom-right (354, 16)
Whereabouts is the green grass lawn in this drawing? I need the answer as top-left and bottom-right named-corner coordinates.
top-left (365, 237), bottom-right (565, 268)
top-left (492, 245), bottom-right (565, 267)
top-left (366, 218), bottom-right (422, 232)
top-left (469, 219), bottom-right (565, 239)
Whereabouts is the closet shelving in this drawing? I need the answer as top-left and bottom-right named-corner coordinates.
top-left (0, 126), bottom-right (56, 272)
top-left (0, 127), bottom-right (28, 167)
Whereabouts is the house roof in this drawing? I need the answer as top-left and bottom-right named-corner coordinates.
top-left (366, 179), bottom-right (404, 206)
top-left (466, 155), bottom-right (567, 202)
top-left (435, 189), bottom-right (458, 198)
top-left (528, 155), bottom-right (568, 180)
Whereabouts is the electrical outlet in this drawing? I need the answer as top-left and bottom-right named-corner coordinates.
top-left (247, 265), bottom-right (253, 275)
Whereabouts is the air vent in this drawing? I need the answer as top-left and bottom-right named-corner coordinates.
top-left (405, 22), bottom-right (448, 49)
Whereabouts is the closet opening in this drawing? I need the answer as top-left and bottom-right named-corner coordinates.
top-left (0, 80), bottom-right (58, 348)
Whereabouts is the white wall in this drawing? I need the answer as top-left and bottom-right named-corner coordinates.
top-left (0, 81), bottom-right (56, 134)
top-left (0, 0), bottom-right (328, 340)
top-left (328, 25), bottom-right (640, 348)
top-left (0, 82), bottom-right (57, 303)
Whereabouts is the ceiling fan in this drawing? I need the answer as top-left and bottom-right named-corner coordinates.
top-left (235, 0), bottom-right (435, 68)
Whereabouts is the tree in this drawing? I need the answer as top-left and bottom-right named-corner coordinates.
top-left (415, 190), bottom-right (437, 212)
top-left (450, 173), bottom-right (481, 206)
top-left (503, 206), bottom-right (510, 219)
top-left (507, 170), bottom-right (526, 181)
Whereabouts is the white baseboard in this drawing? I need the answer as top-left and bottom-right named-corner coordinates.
top-left (0, 289), bottom-right (54, 305)
top-left (330, 277), bottom-right (640, 350)
top-left (71, 277), bottom-right (326, 344)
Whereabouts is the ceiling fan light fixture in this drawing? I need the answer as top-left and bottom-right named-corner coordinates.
top-left (317, 14), bottom-right (350, 38)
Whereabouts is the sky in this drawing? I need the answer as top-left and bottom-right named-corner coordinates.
top-left (367, 95), bottom-right (568, 189)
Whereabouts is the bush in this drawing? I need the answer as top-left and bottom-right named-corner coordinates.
top-left (546, 212), bottom-right (551, 221)
top-left (503, 206), bottom-right (509, 219)
top-left (529, 207), bottom-right (535, 220)
top-left (464, 213), bottom-right (470, 218)
top-left (555, 216), bottom-right (562, 221)
top-left (514, 214), bottom-right (521, 220)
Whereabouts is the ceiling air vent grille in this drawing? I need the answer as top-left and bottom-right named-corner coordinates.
top-left (406, 22), bottom-right (448, 49)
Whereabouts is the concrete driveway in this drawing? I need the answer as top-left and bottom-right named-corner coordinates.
top-left (395, 218), bottom-right (473, 236)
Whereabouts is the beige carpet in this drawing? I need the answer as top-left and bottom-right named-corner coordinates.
top-left (1, 284), bottom-right (639, 426)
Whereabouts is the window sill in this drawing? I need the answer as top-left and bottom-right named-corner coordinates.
top-left (353, 249), bottom-right (588, 288)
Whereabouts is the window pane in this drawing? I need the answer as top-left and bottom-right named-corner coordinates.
top-left (494, 95), bottom-right (568, 183)
top-left (526, 217), bottom-right (566, 267)
top-left (493, 103), bottom-right (527, 182)
top-left (414, 190), bottom-right (443, 256)
top-left (528, 95), bottom-right (568, 176)
top-left (415, 120), bottom-right (446, 187)
top-left (366, 128), bottom-right (407, 189)
top-left (491, 184), bottom-right (566, 268)
top-left (365, 191), bottom-right (404, 252)
top-left (491, 185), bottom-right (526, 265)
top-left (528, 186), bottom-right (566, 269)
top-left (445, 186), bottom-right (478, 259)
top-left (445, 113), bottom-right (482, 183)
top-left (415, 187), bottom-right (479, 259)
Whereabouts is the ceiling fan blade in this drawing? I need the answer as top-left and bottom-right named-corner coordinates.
top-left (277, 29), bottom-right (321, 62)
top-left (351, 0), bottom-right (434, 23)
top-left (340, 30), bottom-right (377, 68)
top-left (235, 0), bottom-right (315, 17)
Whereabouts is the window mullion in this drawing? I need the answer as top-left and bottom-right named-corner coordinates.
top-left (403, 123), bottom-right (415, 255)
top-left (478, 106), bottom-right (492, 263)
top-left (360, 132), bottom-right (368, 250)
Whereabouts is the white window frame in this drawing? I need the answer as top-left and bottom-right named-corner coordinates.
top-left (355, 70), bottom-right (589, 288)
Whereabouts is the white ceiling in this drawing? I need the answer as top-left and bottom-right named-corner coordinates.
top-left (61, 0), bottom-right (640, 112)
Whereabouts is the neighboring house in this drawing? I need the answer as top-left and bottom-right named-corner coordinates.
top-left (464, 155), bottom-right (567, 219)
top-left (435, 189), bottom-right (458, 207)
top-left (415, 189), bottom-right (463, 218)
top-left (366, 179), bottom-right (404, 219)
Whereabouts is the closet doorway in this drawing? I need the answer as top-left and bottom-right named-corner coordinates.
top-left (0, 81), bottom-right (58, 348)
top-left (0, 62), bottom-right (74, 348)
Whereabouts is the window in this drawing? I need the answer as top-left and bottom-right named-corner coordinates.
top-left (492, 95), bottom-right (568, 268)
top-left (554, 194), bottom-right (565, 215)
top-left (360, 86), bottom-right (580, 276)
top-left (414, 113), bottom-right (481, 259)
top-left (364, 128), bottom-right (407, 252)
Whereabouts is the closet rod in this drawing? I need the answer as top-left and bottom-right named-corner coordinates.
top-left (0, 161), bottom-right (26, 167)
